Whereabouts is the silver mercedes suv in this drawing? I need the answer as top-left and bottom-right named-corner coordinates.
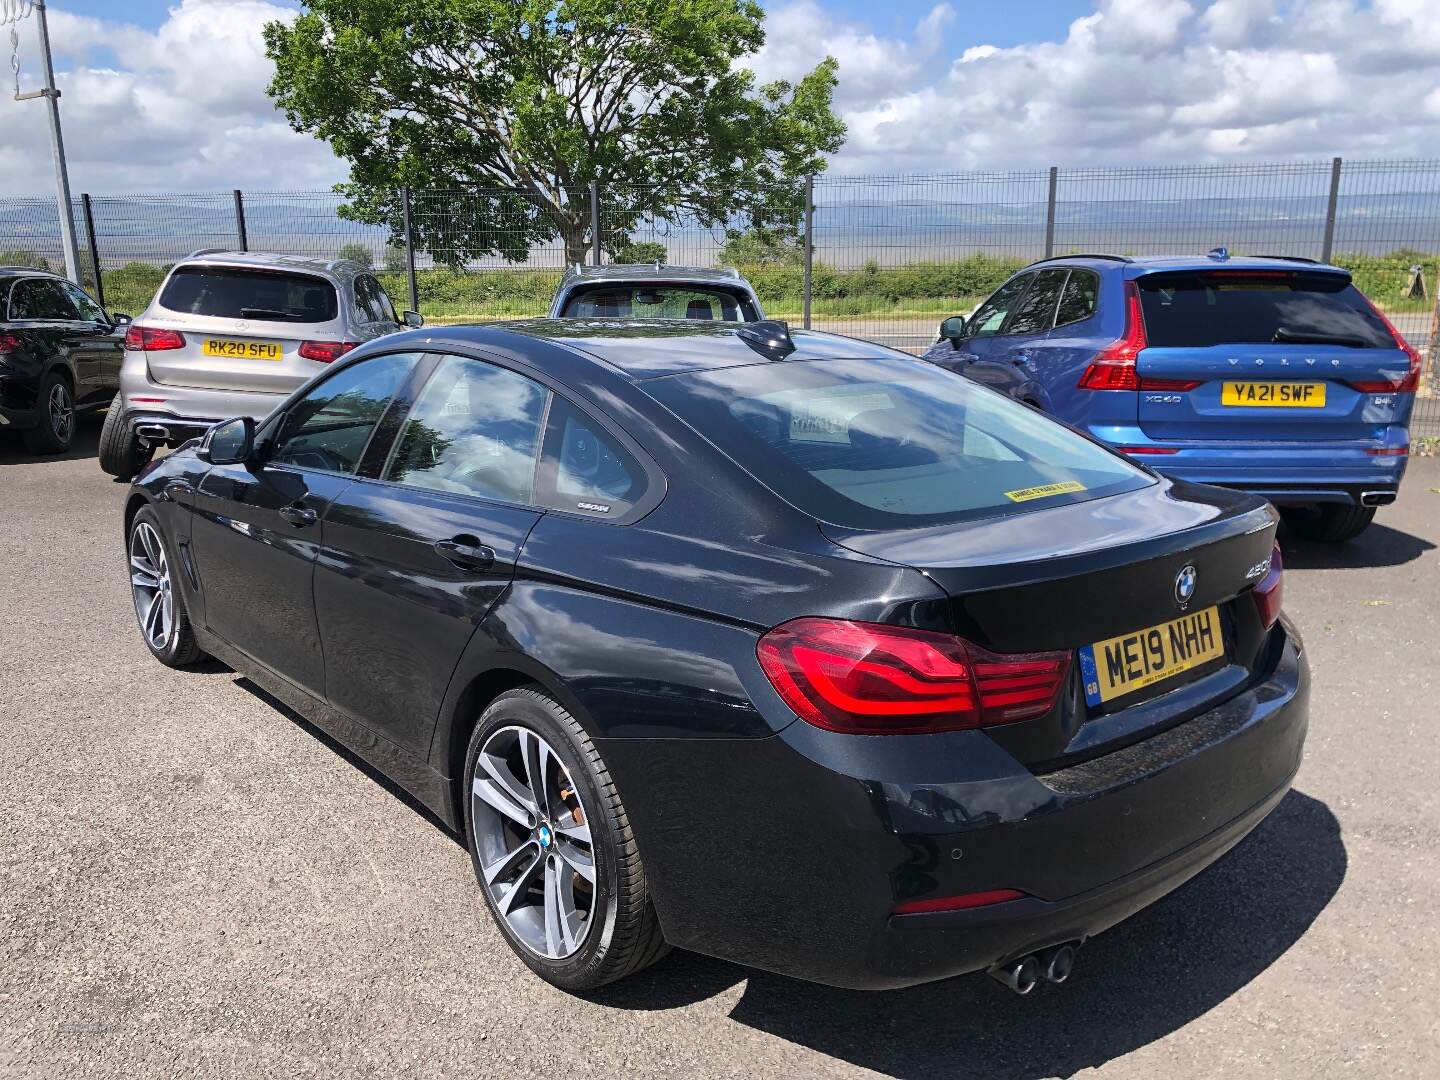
top-left (99, 250), bottom-right (420, 478)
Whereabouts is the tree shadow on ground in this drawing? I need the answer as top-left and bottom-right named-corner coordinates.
top-left (1279, 522), bottom-right (1434, 570)
top-left (594, 790), bottom-right (1344, 1080)
top-left (0, 412), bottom-right (102, 465)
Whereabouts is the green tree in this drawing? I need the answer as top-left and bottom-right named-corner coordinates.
top-left (0, 249), bottom-right (51, 271)
top-left (336, 241), bottom-right (374, 268)
top-left (265, 1), bottom-right (844, 267)
top-left (607, 240), bottom-right (667, 265)
top-left (718, 228), bottom-right (804, 267)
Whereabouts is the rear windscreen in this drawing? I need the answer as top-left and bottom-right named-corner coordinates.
top-left (562, 285), bottom-right (757, 321)
top-left (1137, 271), bottom-right (1394, 349)
top-left (159, 267), bottom-right (339, 322)
top-left (649, 356), bottom-right (1151, 530)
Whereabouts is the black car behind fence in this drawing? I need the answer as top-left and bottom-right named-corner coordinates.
top-left (3, 158), bottom-right (1438, 434)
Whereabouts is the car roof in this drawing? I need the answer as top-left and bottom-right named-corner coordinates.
top-left (560, 264), bottom-right (750, 286)
top-left (0, 265), bottom-right (63, 279)
top-left (410, 318), bottom-right (902, 380)
top-left (173, 251), bottom-right (365, 278)
top-left (1021, 253), bottom-right (1347, 276)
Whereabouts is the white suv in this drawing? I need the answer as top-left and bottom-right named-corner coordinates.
top-left (99, 250), bottom-right (420, 478)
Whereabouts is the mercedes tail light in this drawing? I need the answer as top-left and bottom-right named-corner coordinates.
top-left (124, 325), bottom-right (185, 351)
top-left (1252, 544), bottom-right (1284, 630)
top-left (298, 340), bottom-right (360, 363)
top-left (756, 618), bottom-right (1071, 735)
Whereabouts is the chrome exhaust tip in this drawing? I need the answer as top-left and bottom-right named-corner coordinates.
top-left (135, 424), bottom-right (171, 442)
top-left (1039, 944), bottom-right (1077, 985)
top-left (988, 955), bottom-right (1041, 996)
top-left (1360, 491), bottom-right (1395, 507)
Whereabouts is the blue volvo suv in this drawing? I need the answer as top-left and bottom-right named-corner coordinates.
top-left (922, 252), bottom-right (1420, 542)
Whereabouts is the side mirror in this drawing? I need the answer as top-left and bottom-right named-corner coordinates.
top-left (200, 416), bottom-right (255, 465)
top-left (110, 312), bottom-right (132, 327)
top-left (402, 310), bottom-right (424, 328)
top-left (939, 315), bottom-right (967, 345)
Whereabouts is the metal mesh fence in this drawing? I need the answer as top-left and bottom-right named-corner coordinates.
top-left (3, 158), bottom-right (1436, 432)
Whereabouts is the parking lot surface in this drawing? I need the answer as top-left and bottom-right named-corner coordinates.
top-left (2, 420), bottom-right (1438, 1079)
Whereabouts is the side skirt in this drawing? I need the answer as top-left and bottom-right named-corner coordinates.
top-left (194, 626), bottom-right (460, 831)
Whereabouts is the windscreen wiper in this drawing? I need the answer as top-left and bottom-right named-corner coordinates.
top-left (1272, 327), bottom-right (1369, 347)
top-left (239, 307), bottom-right (305, 320)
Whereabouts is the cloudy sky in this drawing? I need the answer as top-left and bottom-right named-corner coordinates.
top-left (1, 0), bottom-right (1437, 195)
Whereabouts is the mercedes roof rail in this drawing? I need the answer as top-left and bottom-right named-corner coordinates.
top-left (185, 247), bottom-right (234, 259)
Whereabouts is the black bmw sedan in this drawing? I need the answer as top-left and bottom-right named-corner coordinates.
top-left (122, 319), bottom-right (1306, 993)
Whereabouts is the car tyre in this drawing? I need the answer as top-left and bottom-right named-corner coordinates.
top-left (128, 506), bottom-right (205, 667)
top-left (21, 372), bottom-right (75, 454)
top-left (99, 405), bottom-right (154, 480)
top-left (1281, 503), bottom-right (1376, 543)
top-left (463, 687), bottom-right (668, 991)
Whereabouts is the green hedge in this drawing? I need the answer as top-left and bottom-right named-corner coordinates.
top-left (92, 250), bottom-right (1437, 322)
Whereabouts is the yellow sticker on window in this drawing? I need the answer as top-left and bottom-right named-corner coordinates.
top-left (1004, 480), bottom-right (1085, 503)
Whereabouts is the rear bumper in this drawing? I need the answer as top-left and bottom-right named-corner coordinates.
top-left (1092, 426), bottom-right (1409, 506)
top-left (118, 354), bottom-right (289, 442)
top-left (600, 622), bottom-right (1309, 989)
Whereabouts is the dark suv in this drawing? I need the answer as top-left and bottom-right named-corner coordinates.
top-left (0, 266), bottom-right (128, 454)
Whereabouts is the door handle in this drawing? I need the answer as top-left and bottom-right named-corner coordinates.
top-left (434, 534), bottom-right (496, 571)
top-left (1012, 352), bottom-right (1031, 364)
top-left (278, 503), bottom-right (317, 527)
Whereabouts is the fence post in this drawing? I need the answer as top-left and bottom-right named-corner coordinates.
top-left (400, 186), bottom-right (419, 314)
top-left (802, 175), bottom-right (814, 331)
top-left (232, 189), bottom-right (248, 252)
top-left (1320, 157), bottom-right (1341, 263)
top-left (79, 193), bottom-right (104, 311)
top-left (1044, 166), bottom-right (1058, 260)
top-left (589, 181), bottom-right (602, 266)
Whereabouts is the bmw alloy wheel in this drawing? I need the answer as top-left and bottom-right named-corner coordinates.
top-left (129, 521), bottom-right (174, 651)
top-left (470, 725), bottom-right (597, 959)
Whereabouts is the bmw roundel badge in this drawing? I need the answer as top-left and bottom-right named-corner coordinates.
top-left (1174, 564), bottom-right (1197, 608)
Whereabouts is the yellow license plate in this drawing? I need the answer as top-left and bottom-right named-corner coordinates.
top-left (1079, 606), bottom-right (1224, 706)
top-left (202, 338), bottom-right (284, 361)
top-left (1221, 381), bottom-right (1325, 407)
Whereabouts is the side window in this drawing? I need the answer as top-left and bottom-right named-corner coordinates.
top-left (353, 275), bottom-right (392, 324)
top-left (537, 396), bottom-right (647, 518)
top-left (1054, 270), bottom-right (1099, 327)
top-left (371, 277), bottom-right (399, 323)
top-left (1003, 268), bottom-right (1069, 335)
top-left (270, 353), bottom-right (420, 474)
top-left (384, 355), bottom-right (548, 504)
top-left (62, 281), bottom-right (107, 323)
top-left (8, 279), bottom-right (79, 320)
top-left (967, 273), bottom-right (1033, 339)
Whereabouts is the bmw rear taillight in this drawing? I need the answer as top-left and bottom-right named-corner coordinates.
top-left (1346, 297), bottom-right (1421, 393)
top-left (124, 325), bottom-right (185, 351)
top-left (0, 332), bottom-right (21, 357)
top-left (1079, 281), bottom-right (1201, 392)
top-left (298, 340), bottom-right (359, 363)
top-left (756, 618), bottom-right (1071, 735)
top-left (1252, 545), bottom-right (1283, 630)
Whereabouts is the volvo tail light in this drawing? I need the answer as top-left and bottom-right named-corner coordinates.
top-left (124, 325), bottom-right (185, 351)
top-left (1078, 281), bottom-right (1201, 392)
top-left (1252, 544), bottom-right (1284, 630)
top-left (298, 340), bottom-right (360, 363)
top-left (1346, 297), bottom-right (1421, 393)
top-left (756, 618), bottom-right (1071, 735)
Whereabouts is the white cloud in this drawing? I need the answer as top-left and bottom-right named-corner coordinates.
top-left (0, 0), bottom-right (343, 195)
top-left (1, 0), bottom-right (1439, 196)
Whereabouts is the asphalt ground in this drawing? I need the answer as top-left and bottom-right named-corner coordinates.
top-left (2, 417), bottom-right (1437, 1079)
